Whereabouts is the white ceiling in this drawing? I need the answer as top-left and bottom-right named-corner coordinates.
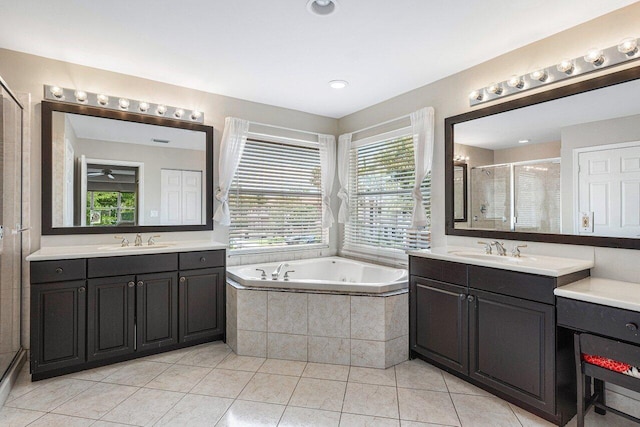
top-left (1, 0), bottom-right (637, 118)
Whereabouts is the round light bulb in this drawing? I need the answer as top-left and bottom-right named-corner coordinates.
top-left (96, 94), bottom-right (109, 105)
top-left (74, 90), bottom-right (87, 102)
top-left (507, 75), bottom-right (524, 89)
top-left (118, 98), bottom-right (130, 109)
top-left (329, 80), bottom-right (348, 89)
top-left (191, 110), bottom-right (202, 120)
top-left (518, 139), bottom-right (530, 144)
top-left (618, 37), bottom-right (638, 56)
top-left (174, 108), bottom-right (184, 118)
top-left (156, 105), bottom-right (167, 115)
top-left (138, 102), bottom-right (150, 112)
top-left (556, 59), bottom-right (574, 74)
top-left (469, 89), bottom-right (483, 101)
top-left (487, 82), bottom-right (503, 95)
top-left (530, 69), bottom-right (548, 82)
top-left (584, 48), bottom-right (604, 66)
top-left (50, 86), bottom-right (64, 99)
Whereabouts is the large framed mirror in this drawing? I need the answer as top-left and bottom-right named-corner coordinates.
top-left (42, 101), bottom-right (214, 235)
top-left (445, 67), bottom-right (640, 249)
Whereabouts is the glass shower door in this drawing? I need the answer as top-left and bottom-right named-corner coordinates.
top-left (0, 80), bottom-right (23, 380)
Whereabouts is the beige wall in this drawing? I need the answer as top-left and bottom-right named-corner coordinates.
top-left (494, 140), bottom-right (560, 164)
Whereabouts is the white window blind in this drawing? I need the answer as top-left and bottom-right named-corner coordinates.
top-left (344, 133), bottom-right (430, 254)
top-left (228, 138), bottom-right (327, 251)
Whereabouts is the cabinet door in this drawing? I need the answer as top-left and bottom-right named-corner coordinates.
top-left (179, 267), bottom-right (225, 343)
top-left (87, 275), bottom-right (136, 361)
top-left (30, 281), bottom-right (86, 374)
top-left (469, 289), bottom-right (555, 413)
top-left (136, 272), bottom-right (179, 351)
top-left (410, 276), bottom-right (468, 374)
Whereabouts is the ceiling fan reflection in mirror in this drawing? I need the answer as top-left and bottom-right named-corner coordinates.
top-left (88, 168), bottom-right (116, 180)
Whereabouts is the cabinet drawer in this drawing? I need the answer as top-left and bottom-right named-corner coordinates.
top-left (409, 257), bottom-right (467, 286)
top-left (557, 298), bottom-right (640, 345)
top-left (179, 250), bottom-right (225, 270)
top-left (31, 259), bottom-right (86, 284)
top-left (469, 266), bottom-right (556, 304)
top-left (88, 253), bottom-right (178, 278)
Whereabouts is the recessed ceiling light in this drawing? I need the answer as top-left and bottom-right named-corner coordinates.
top-left (518, 139), bottom-right (530, 144)
top-left (307, 0), bottom-right (338, 16)
top-left (329, 80), bottom-right (348, 89)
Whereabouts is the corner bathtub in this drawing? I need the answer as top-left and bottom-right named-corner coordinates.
top-left (226, 256), bottom-right (407, 294)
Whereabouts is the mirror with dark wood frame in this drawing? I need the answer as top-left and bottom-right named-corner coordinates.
top-left (445, 67), bottom-right (640, 249)
top-left (42, 100), bottom-right (214, 235)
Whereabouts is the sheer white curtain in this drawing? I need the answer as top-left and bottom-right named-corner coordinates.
top-left (319, 134), bottom-right (336, 228)
top-left (337, 133), bottom-right (352, 223)
top-left (410, 107), bottom-right (435, 228)
top-left (213, 117), bottom-right (249, 226)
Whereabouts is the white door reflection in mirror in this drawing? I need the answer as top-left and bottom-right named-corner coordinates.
top-left (160, 169), bottom-right (202, 225)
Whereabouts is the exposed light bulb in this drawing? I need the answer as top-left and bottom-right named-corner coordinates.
top-left (50, 86), bottom-right (64, 99)
top-left (469, 89), bottom-right (483, 101)
top-left (191, 110), bottom-right (202, 120)
top-left (487, 82), bottom-right (503, 95)
top-left (118, 98), bottom-right (130, 110)
top-left (618, 37), bottom-right (638, 56)
top-left (329, 80), bottom-right (348, 89)
top-left (74, 90), bottom-right (88, 102)
top-left (556, 59), bottom-right (575, 74)
top-left (507, 75), bottom-right (524, 89)
top-left (138, 102), bottom-right (150, 112)
top-left (96, 94), bottom-right (109, 105)
top-left (518, 139), bottom-right (530, 144)
top-left (530, 69), bottom-right (548, 82)
top-left (584, 48), bottom-right (604, 66)
top-left (174, 108), bottom-right (184, 118)
top-left (156, 105), bottom-right (167, 115)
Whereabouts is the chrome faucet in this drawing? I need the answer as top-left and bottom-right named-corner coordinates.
top-left (511, 244), bottom-right (528, 258)
top-left (147, 235), bottom-right (161, 246)
top-left (272, 263), bottom-right (289, 280)
top-left (477, 241), bottom-right (492, 254)
top-left (115, 235), bottom-right (129, 247)
top-left (134, 233), bottom-right (143, 247)
top-left (491, 241), bottom-right (507, 256)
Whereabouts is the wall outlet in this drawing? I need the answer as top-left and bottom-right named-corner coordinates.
top-left (579, 212), bottom-right (594, 233)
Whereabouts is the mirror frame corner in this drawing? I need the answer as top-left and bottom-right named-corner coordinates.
top-left (445, 66), bottom-right (640, 250)
top-left (41, 100), bottom-right (215, 235)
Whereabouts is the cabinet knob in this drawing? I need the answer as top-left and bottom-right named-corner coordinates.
top-left (78, 287), bottom-right (85, 293)
top-left (459, 294), bottom-right (466, 300)
top-left (180, 276), bottom-right (186, 283)
top-left (55, 267), bottom-right (63, 274)
top-left (467, 295), bottom-right (475, 302)
top-left (200, 257), bottom-right (206, 263)
top-left (137, 281), bottom-right (144, 287)
top-left (128, 281), bottom-right (135, 288)
top-left (626, 323), bottom-right (638, 332)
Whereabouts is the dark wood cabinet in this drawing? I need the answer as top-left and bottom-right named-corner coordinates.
top-left (87, 275), bottom-right (136, 361)
top-left (179, 267), bottom-right (225, 343)
top-left (30, 280), bottom-right (86, 374)
top-left (410, 276), bottom-right (468, 374)
top-left (409, 255), bottom-right (589, 426)
top-left (30, 249), bottom-right (225, 380)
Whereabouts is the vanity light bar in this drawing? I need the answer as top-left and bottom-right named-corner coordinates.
top-left (43, 85), bottom-right (205, 124)
top-left (469, 37), bottom-right (640, 106)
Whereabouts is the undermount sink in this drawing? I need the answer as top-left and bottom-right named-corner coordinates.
top-left (98, 244), bottom-right (173, 251)
top-left (447, 250), bottom-right (537, 264)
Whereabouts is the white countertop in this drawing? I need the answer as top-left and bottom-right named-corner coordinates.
top-left (554, 277), bottom-right (640, 312)
top-left (26, 240), bottom-right (227, 261)
top-left (408, 246), bottom-right (593, 277)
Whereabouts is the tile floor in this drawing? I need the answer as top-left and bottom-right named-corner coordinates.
top-left (0, 341), bottom-right (636, 426)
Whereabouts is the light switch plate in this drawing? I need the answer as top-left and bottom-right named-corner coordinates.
top-left (579, 211), bottom-right (594, 233)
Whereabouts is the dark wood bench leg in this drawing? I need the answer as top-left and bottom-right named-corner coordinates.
top-left (575, 333), bottom-right (585, 427)
top-left (594, 379), bottom-right (606, 415)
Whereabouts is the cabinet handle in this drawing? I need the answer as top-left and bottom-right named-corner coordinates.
top-left (467, 295), bottom-right (475, 303)
top-left (459, 294), bottom-right (466, 300)
top-left (626, 323), bottom-right (638, 331)
top-left (55, 267), bottom-right (63, 274)
top-left (200, 257), bottom-right (206, 263)
top-left (78, 287), bottom-right (85, 293)
top-left (179, 276), bottom-right (186, 283)
top-left (128, 281), bottom-right (135, 288)
top-left (137, 281), bottom-right (144, 287)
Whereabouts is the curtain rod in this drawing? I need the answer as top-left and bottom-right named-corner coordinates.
top-left (348, 113), bottom-right (411, 136)
top-left (248, 120), bottom-right (326, 138)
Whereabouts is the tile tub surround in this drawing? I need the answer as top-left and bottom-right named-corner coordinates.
top-left (226, 283), bottom-right (409, 368)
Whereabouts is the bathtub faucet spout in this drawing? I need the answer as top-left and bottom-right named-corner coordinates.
top-left (272, 263), bottom-right (289, 280)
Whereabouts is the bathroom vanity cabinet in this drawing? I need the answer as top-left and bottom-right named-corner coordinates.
top-left (409, 255), bottom-right (589, 425)
top-left (30, 249), bottom-right (225, 380)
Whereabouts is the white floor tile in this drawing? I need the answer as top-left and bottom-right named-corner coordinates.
top-left (289, 378), bottom-right (347, 412)
top-left (279, 406), bottom-right (341, 427)
top-left (215, 400), bottom-right (285, 427)
top-left (342, 383), bottom-right (399, 419)
top-left (238, 373), bottom-right (299, 405)
top-left (155, 394), bottom-right (233, 426)
top-left (101, 387), bottom-right (184, 426)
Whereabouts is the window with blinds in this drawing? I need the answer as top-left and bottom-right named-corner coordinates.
top-left (344, 133), bottom-right (430, 254)
top-left (228, 139), bottom-right (327, 251)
